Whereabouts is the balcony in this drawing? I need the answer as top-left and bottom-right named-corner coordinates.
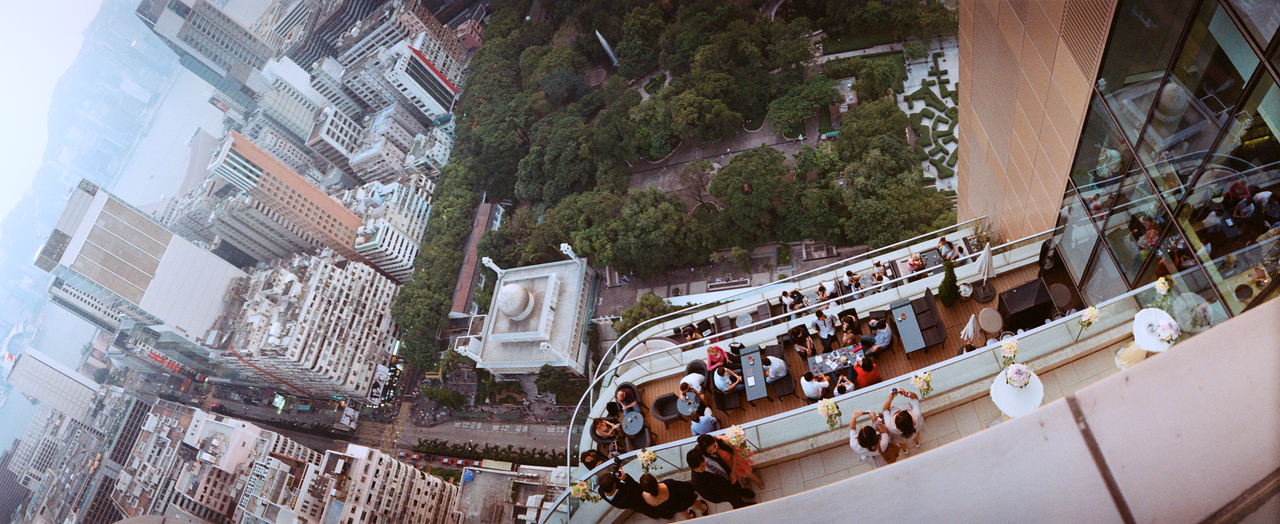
top-left (543, 218), bottom-right (1267, 523)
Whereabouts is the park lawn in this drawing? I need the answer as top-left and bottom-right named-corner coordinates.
top-left (818, 109), bottom-right (833, 134)
top-left (782, 119), bottom-right (807, 139)
top-left (742, 105), bottom-right (768, 131)
top-left (823, 26), bottom-right (898, 55)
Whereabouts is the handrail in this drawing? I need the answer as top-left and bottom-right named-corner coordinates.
top-left (565, 223), bottom-right (1049, 469)
top-left (541, 262), bottom-right (1229, 524)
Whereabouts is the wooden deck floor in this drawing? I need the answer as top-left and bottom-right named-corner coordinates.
top-left (634, 263), bottom-right (1044, 446)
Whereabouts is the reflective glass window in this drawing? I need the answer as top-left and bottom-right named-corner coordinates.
top-left (1056, 185), bottom-right (1105, 283)
top-left (1068, 96), bottom-right (1132, 189)
top-left (1096, 0), bottom-right (1198, 142)
top-left (1102, 168), bottom-right (1173, 281)
top-left (1225, 0), bottom-right (1280, 46)
top-left (1178, 73), bottom-right (1280, 315)
top-left (1135, 258), bottom-right (1230, 336)
top-left (1136, 0), bottom-right (1261, 199)
top-left (1081, 243), bottom-right (1128, 304)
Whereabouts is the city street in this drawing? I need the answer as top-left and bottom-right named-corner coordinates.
top-left (392, 420), bottom-right (569, 451)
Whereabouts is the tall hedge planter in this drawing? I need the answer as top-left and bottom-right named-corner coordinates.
top-left (938, 260), bottom-right (960, 306)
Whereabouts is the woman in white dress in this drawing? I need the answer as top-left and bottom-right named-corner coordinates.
top-left (882, 388), bottom-right (923, 452)
top-left (848, 409), bottom-right (894, 468)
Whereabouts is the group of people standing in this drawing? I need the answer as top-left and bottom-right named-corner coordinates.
top-left (594, 433), bottom-right (762, 520)
top-left (848, 388), bottom-right (924, 468)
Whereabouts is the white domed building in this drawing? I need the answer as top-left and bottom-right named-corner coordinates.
top-left (454, 244), bottom-right (597, 379)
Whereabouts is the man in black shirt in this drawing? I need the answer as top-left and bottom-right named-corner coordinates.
top-left (687, 450), bottom-right (756, 509)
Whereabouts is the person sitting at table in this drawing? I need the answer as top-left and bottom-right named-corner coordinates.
top-left (764, 355), bottom-right (788, 383)
top-left (871, 261), bottom-right (888, 281)
top-left (1235, 197), bottom-right (1257, 222)
top-left (844, 272), bottom-right (865, 299)
top-left (849, 409), bottom-right (896, 468)
top-left (939, 238), bottom-right (960, 262)
top-left (801, 372), bottom-right (829, 401)
top-left (594, 418), bottom-right (623, 442)
top-left (1226, 180), bottom-right (1251, 208)
top-left (860, 319), bottom-right (894, 358)
top-left (909, 253), bottom-right (926, 272)
top-left (790, 326), bottom-right (816, 358)
top-left (852, 356), bottom-right (883, 389)
top-left (956, 343), bottom-right (977, 356)
top-left (883, 388), bottom-right (924, 452)
top-left (713, 366), bottom-right (745, 393)
top-left (811, 310), bottom-right (837, 354)
top-left (706, 345), bottom-right (739, 372)
top-left (638, 472), bottom-right (707, 520)
top-left (615, 388), bottom-right (640, 414)
top-left (697, 434), bottom-right (762, 488)
top-left (682, 325), bottom-right (704, 344)
top-left (839, 316), bottom-right (860, 347)
top-left (680, 373), bottom-right (709, 407)
top-left (833, 374), bottom-right (855, 396)
top-left (815, 283), bottom-right (832, 307)
top-left (688, 449), bottom-right (756, 509)
top-left (689, 407), bottom-right (718, 436)
top-left (580, 449), bottom-right (608, 471)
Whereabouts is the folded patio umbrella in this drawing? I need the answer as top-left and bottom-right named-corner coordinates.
top-left (961, 314), bottom-right (979, 342)
top-left (978, 242), bottom-right (995, 284)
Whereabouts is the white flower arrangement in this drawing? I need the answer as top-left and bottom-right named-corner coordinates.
top-left (817, 398), bottom-right (842, 430)
top-left (638, 448), bottom-right (661, 473)
top-left (1155, 319), bottom-right (1180, 343)
top-left (571, 481), bottom-right (601, 503)
top-left (1079, 306), bottom-right (1100, 330)
top-left (723, 425), bottom-right (753, 458)
top-left (1000, 339), bottom-right (1019, 366)
top-left (1005, 363), bottom-right (1032, 388)
top-left (912, 372), bottom-right (933, 398)
top-left (1154, 277), bottom-right (1171, 295)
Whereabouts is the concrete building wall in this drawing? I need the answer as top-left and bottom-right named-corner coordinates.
top-left (958, 0), bottom-right (1115, 240)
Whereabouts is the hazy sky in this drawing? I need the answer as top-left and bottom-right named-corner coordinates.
top-left (0, 1), bottom-right (107, 221)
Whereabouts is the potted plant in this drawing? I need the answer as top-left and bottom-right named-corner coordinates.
top-left (938, 260), bottom-right (960, 305)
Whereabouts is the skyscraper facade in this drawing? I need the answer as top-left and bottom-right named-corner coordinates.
top-left (959, 0), bottom-right (1279, 314)
top-left (211, 131), bottom-right (366, 262)
top-left (35, 180), bottom-right (246, 345)
top-left (5, 349), bottom-right (100, 424)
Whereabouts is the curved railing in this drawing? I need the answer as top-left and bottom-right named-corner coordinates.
top-left (563, 223), bottom-right (1052, 478)
top-left (540, 262), bottom-right (1232, 523)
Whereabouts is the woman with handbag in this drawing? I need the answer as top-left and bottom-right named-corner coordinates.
top-left (849, 409), bottom-right (898, 467)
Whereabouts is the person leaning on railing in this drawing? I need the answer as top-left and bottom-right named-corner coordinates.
top-left (598, 469), bottom-right (661, 519)
top-left (688, 449), bottom-right (757, 509)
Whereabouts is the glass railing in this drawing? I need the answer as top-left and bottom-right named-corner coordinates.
top-left (563, 224), bottom-right (1052, 475)
top-left (541, 264), bottom-right (1232, 523)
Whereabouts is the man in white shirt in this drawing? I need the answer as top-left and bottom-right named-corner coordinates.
top-left (713, 366), bottom-right (744, 392)
top-left (679, 373), bottom-right (707, 406)
top-left (811, 310), bottom-right (837, 353)
top-left (764, 356), bottom-right (788, 383)
top-left (801, 372), bottom-right (829, 400)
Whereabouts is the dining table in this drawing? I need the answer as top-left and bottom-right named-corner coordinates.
top-left (739, 345), bottom-right (769, 403)
top-left (621, 410), bottom-right (645, 436)
top-left (891, 300), bottom-right (926, 353)
top-left (676, 390), bottom-right (700, 417)
top-left (807, 344), bottom-right (863, 375)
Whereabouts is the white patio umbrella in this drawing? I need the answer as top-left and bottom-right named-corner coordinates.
top-left (977, 242), bottom-right (995, 284)
top-left (960, 314), bottom-right (979, 342)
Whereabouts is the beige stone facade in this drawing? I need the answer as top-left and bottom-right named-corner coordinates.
top-left (957, 0), bottom-right (1115, 240)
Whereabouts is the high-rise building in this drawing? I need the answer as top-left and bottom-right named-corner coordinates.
top-left (211, 131), bottom-right (366, 262)
top-left (46, 277), bottom-right (123, 332)
top-left (307, 106), bottom-right (365, 178)
top-left (384, 35), bottom-right (462, 121)
top-left (256, 58), bottom-right (327, 144)
top-left (5, 349), bottom-right (100, 424)
top-left (135, 0), bottom-right (279, 113)
top-left (311, 56), bottom-right (369, 119)
top-left (336, 0), bottom-right (468, 88)
top-left (340, 176), bottom-right (433, 283)
top-left (209, 192), bottom-right (321, 264)
top-left (293, 444), bottom-right (459, 524)
top-left (349, 135), bottom-right (408, 183)
top-left (35, 179), bottom-right (246, 350)
top-left (958, 0), bottom-right (1280, 314)
top-left (212, 251), bottom-right (399, 400)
